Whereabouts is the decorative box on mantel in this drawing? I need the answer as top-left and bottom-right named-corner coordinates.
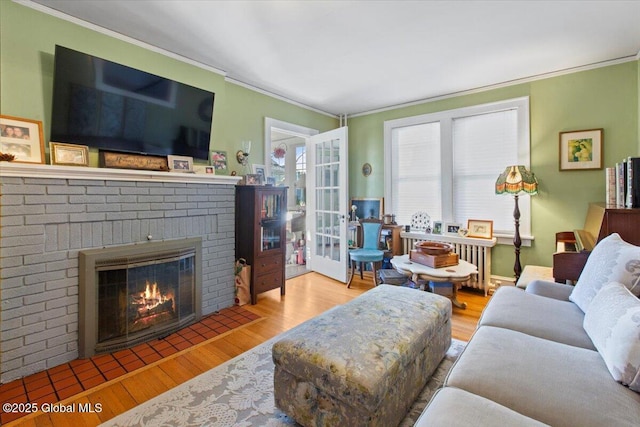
top-left (0, 162), bottom-right (241, 382)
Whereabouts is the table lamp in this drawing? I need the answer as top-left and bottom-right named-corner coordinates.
top-left (495, 165), bottom-right (538, 281)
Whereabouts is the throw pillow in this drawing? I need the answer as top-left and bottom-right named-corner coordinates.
top-left (583, 282), bottom-right (640, 391)
top-left (569, 233), bottom-right (640, 312)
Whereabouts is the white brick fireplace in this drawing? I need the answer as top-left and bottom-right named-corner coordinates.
top-left (0, 163), bottom-right (240, 383)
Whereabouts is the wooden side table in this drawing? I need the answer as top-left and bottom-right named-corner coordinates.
top-left (390, 255), bottom-right (478, 309)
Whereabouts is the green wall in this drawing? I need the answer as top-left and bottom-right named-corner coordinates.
top-left (0, 1), bottom-right (338, 171)
top-left (349, 61), bottom-right (639, 277)
top-left (2, 1), bottom-right (639, 278)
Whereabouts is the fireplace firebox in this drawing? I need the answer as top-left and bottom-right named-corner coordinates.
top-left (79, 238), bottom-right (202, 358)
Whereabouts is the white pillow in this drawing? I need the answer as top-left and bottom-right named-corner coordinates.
top-left (569, 233), bottom-right (640, 312)
top-left (583, 282), bottom-right (640, 391)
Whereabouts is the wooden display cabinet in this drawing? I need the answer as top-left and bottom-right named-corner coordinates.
top-left (235, 186), bottom-right (287, 304)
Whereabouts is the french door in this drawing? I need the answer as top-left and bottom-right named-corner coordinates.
top-left (306, 127), bottom-right (349, 282)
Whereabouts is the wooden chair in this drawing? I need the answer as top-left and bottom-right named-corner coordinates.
top-left (347, 218), bottom-right (384, 288)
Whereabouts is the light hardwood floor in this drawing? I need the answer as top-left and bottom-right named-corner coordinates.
top-left (11, 272), bottom-right (490, 427)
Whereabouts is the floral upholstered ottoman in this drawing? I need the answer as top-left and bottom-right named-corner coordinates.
top-left (272, 285), bottom-right (452, 427)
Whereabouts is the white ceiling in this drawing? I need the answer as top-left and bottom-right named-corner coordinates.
top-left (28, 0), bottom-right (640, 116)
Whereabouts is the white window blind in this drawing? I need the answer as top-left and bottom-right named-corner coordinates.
top-left (391, 122), bottom-right (441, 226)
top-left (452, 110), bottom-right (518, 233)
top-left (384, 97), bottom-right (531, 239)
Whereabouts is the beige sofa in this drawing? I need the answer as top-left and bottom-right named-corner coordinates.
top-left (416, 233), bottom-right (640, 426)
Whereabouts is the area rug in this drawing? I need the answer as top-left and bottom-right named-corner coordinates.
top-left (102, 337), bottom-right (466, 426)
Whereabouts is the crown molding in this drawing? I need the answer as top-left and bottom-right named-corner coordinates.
top-left (15, 0), bottom-right (227, 76)
top-left (350, 55), bottom-right (639, 118)
top-left (224, 77), bottom-right (338, 118)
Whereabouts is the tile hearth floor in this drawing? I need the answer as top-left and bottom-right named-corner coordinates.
top-left (0, 306), bottom-right (260, 425)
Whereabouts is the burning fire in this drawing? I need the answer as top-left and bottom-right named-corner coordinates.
top-left (132, 281), bottom-right (174, 319)
top-left (143, 282), bottom-right (165, 305)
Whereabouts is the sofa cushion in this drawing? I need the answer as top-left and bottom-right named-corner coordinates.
top-left (584, 282), bottom-right (640, 391)
top-left (446, 326), bottom-right (640, 427)
top-left (478, 286), bottom-right (595, 349)
top-left (415, 387), bottom-right (549, 427)
top-left (569, 233), bottom-right (640, 312)
top-left (525, 279), bottom-right (573, 301)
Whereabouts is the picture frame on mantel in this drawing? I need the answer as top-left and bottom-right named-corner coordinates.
top-left (50, 142), bottom-right (89, 167)
top-left (168, 155), bottom-right (194, 172)
top-left (467, 219), bottom-right (493, 239)
top-left (559, 128), bottom-right (603, 171)
top-left (0, 115), bottom-right (45, 164)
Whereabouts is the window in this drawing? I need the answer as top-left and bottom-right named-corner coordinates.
top-left (384, 97), bottom-right (531, 240)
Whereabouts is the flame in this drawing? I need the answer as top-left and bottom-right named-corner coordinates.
top-left (140, 281), bottom-right (171, 310)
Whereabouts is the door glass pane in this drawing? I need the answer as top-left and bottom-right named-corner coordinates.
top-left (331, 138), bottom-right (340, 162)
top-left (322, 189), bottom-right (331, 211)
top-left (314, 217), bottom-right (322, 257)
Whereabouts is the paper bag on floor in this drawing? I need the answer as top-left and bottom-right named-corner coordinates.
top-left (234, 258), bottom-right (251, 306)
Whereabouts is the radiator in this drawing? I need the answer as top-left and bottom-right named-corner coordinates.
top-left (401, 232), bottom-right (496, 296)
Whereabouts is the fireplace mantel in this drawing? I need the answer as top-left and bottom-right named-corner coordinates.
top-left (0, 162), bottom-right (241, 185)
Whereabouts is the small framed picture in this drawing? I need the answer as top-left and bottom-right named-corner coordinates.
top-left (210, 150), bottom-right (228, 173)
top-left (0, 115), bottom-right (45, 164)
top-left (50, 142), bottom-right (89, 166)
top-left (193, 165), bottom-right (215, 174)
top-left (559, 128), bottom-right (603, 171)
top-left (167, 155), bottom-right (193, 172)
top-left (467, 219), bottom-right (494, 239)
top-left (245, 173), bottom-right (263, 185)
top-left (266, 176), bottom-right (276, 185)
top-left (445, 223), bottom-right (461, 235)
top-left (252, 164), bottom-right (266, 182)
top-left (432, 221), bottom-right (442, 235)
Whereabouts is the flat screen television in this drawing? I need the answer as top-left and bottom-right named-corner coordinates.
top-left (50, 45), bottom-right (215, 161)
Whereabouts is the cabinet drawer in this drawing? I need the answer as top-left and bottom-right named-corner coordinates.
top-left (253, 272), bottom-right (283, 294)
top-left (253, 254), bottom-right (283, 275)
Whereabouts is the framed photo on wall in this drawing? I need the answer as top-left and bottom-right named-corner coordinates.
top-left (0, 115), bottom-right (45, 164)
top-left (50, 142), bottom-right (89, 166)
top-left (210, 150), bottom-right (228, 173)
top-left (559, 128), bottom-right (603, 171)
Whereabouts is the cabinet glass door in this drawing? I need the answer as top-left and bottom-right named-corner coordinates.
top-left (260, 192), bottom-right (284, 252)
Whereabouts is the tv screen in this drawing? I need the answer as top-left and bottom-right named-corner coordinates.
top-left (50, 46), bottom-right (215, 161)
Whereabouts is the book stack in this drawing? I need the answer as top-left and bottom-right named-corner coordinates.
top-left (608, 157), bottom-right (640, 208)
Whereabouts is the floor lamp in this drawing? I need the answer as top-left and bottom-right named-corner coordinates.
top-left (495, 165), bottom-right (538, 281)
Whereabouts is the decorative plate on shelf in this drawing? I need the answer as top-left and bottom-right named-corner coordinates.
top-left (410, 211), bottom-right (431, 232)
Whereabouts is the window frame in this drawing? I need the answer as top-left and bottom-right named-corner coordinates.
top-left (383, 96), bottom-right (532, 245)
